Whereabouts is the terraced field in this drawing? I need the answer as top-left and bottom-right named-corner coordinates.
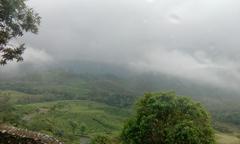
top-left (2, 90), bottom-right (240, 144)
top-left (15, 100), bottom-right (130, 144)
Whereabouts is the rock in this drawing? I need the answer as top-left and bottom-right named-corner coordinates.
top-left (0, 124), bottom-right (63, 144)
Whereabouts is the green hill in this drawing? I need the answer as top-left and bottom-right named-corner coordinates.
top-left (1, 90), bottom-right (240, 143)
top-left (2, 70), bottom-right (240, 131)
top-left (1, 67), bottom-right (240, 143)
top-left (14, 100), bottom-right (130, 144)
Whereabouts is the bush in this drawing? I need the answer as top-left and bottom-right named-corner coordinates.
top-left (91, 135), bottom-right (111, 144)
top-left (121, 92), bottom-right (215, 144)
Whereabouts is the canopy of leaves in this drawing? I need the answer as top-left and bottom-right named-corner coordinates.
top-left (0, 0), bottom-right (40, 65)
top-left (121, 92), bottom-right (215, 144)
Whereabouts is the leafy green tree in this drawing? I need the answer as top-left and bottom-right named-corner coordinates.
top-left (0, 0), bottom-right (40, 65)
top-left (121, 92), bottom-right (215, 144)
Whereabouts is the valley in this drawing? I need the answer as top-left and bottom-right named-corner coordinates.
top-left (1, 70), bottom-right (240, 143)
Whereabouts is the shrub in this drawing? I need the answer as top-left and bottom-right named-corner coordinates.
top-left (121, 92), bottom-right (215, 144)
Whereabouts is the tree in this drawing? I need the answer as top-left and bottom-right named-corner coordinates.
top-left (121, 92), bottom-right (215, 144)
top-left (0, 0), bottom-right (40, 65)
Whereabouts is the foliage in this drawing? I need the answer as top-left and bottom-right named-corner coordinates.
top-left (2, 71), bottom-right (240, 143)
top-left (79, 122), bottom-right (87, 135)
top-left (0, 92), bottom-right (21, 125)
top-left (69, 120), bottom-right (78, 135)
top-left (0, 72), bottom-right (136, 107)
top-left (0, 0), bottom-right (40, 65)
top-left (91, 135), bottom-right (111, 144)
top-left (121, 92), bottom-right (215, 144)
top-left (87, 78), bottom-right (136, 107)
top-left (11, 100), bottom-right (130, 144)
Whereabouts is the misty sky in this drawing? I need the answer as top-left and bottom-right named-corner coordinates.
top-left (4, 0), bottom-right (240, 88)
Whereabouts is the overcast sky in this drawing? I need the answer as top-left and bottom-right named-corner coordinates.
top-left (4, 0), bottom-right (240, 88)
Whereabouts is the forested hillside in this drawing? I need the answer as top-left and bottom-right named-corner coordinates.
top-left (1, 64), bottom-right (240, 135)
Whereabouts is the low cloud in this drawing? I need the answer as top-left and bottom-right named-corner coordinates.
top-left (8, 0), bottom-right (240, 89)
top-left (23, 47), bottom-right (53, 64)
top-left (129, 48), bottom-right (240, 89)
top-left (0, 46), bottom-right (53, 76)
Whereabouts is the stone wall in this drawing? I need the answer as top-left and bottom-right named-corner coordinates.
top-left (0, 124), bottom-right (63, 144)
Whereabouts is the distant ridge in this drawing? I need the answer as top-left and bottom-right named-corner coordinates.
top-left (0, 124), bottom-right (63, 144)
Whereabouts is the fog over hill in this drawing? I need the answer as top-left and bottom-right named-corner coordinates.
top-left (2, 0), bottom-right (240, 90)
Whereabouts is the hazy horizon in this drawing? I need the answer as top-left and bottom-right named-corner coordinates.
top-left (2, 0), bottom-right (240, 89)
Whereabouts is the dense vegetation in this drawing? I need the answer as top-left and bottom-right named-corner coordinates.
top-left (1, 69), bottom-right (240, 129)
top-left (122, 92), bottom-right (215, 144)
top-left (0, 91), bottom-right (130, 143)
top-left (1, 68), bottom-right (240, 143)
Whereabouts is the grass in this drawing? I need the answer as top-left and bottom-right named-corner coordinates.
top-left (0, 90), bottom-right (34, 103)
top-left (216, 133), bottom-right (240, 144)
top-left (15, 100), bottom-right (131, 144)
top-left (2, 90), bottom-right (240, 144)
